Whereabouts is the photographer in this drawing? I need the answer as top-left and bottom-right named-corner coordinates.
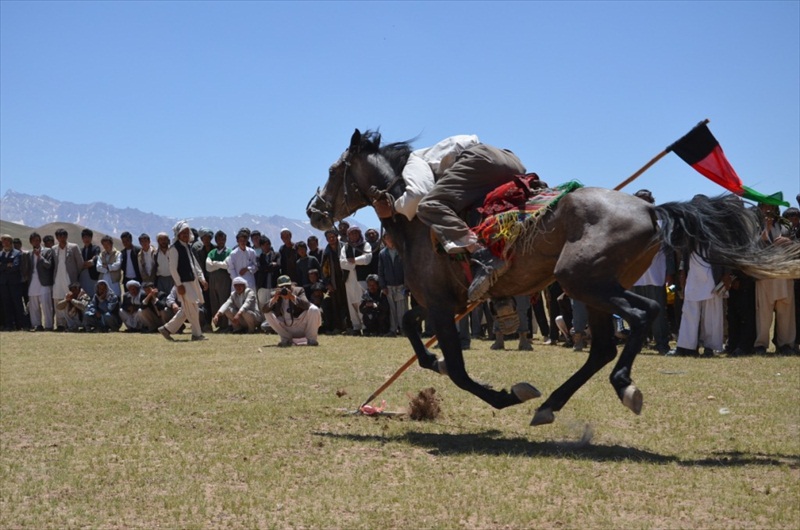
top-left (261, 275), bottom-right (321, 347)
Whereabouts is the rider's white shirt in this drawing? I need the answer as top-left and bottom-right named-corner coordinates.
top-left (393, 134), bottom-right (480, 221)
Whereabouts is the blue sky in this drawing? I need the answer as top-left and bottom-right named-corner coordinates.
top-left (1, 1), bottom-right (798, 230)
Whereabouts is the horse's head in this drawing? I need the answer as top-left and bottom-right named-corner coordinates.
top-left (307, 129), bottom-right (411, 230)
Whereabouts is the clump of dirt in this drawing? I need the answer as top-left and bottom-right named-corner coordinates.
top-left (407, 387), bottom-right (441, 421)
top-left (335, 388), bottom-right (348, 398)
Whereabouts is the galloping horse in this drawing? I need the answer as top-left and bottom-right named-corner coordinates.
top-left (307, 129), bottom-right (799, 426)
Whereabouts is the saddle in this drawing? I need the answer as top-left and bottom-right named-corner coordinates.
top-left (474, 177), bottom-right (583, 259)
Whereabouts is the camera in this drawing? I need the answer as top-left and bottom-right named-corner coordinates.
top-left (280, 287), bottom-right (289, 296)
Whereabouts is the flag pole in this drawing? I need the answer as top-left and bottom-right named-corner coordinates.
top-left (614, 118), bottom-right (710, 191)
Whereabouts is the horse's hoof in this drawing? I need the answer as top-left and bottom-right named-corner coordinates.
top-left (622, 385), bottom-right (643, 415)
top-left (511, 382), bottom-right (541, 403)
top-left (435, 358), bottom-right (448, 376)
top-left (531, 407), bottom-right (555, 426)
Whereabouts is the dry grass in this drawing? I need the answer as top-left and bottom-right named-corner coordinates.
top-left (1, 331), bottom-right (798, 529)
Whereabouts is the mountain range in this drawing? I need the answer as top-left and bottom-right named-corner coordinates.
top-left (0, 190), bottom-right (363, 244)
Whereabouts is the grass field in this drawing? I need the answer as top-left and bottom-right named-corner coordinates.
top-left (1, 331), bottom-right (798, 529)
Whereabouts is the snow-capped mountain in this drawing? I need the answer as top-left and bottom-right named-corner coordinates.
top-left (0, 190), bottom-right (357, 243)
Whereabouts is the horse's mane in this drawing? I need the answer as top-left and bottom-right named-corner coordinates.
top-left (358, 130), bottom-right (413, 182)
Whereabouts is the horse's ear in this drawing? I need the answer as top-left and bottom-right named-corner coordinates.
top-left (350, 129), bottom-right (361, 153)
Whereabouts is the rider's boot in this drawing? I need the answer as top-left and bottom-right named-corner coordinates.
top-left (467, 246), bottom-right (510, 303)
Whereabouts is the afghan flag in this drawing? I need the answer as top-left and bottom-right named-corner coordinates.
top-left (667, 121), bottom-right (789, 207)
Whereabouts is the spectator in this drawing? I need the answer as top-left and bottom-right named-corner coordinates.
top-left (155, 232), bottom-right (174, 294)
top-left (278, 228), bottom-right (300, 284)
top-left (213, 276), bottom-right (263, 333)
top-left (119, 280), bottom-right (161, 332)
top-left (307, 235), bottom-right (323, 264)
top-left (261, 275), bottom-right (321, 347)
top-left (140, 281), bottom-right (169, 330)
top-left (530, 292), bottom-right (549, 341)
top-left (754, 202), bottom-right (796, 355)
top-left (631, 189), bottom-right (674, 354)
top-left (55, 282), bottom-right (90, 331)
top-left (337, 220), bottom-right (350, 243)
top-left (378, 231), bottom-right (406, 336)
top-left (119, 231), bottom-right (142, 285)
top-left (306, 281), bottom-right (327, 329)
top-left (158, 221), bottom-right (208, 342)
top-left (360, 274), bottom-right (390, 336)
top-left (84, 279), bottom-right (121, 332)
top-left (15, 238), bottom-right (30, 318)
top-left (490, 295), bottom-right (533, 351)
top-left (25, 232), bottom-right (54, 332)
top-left (784, 207), bottom-right (800, 351)
top-left (250, 230), bottom-right (262, 258)
top-left (321, 229), bottom-right (349, 334)
top-left (256, 237), bottom-right (280, 290)
top-left (295, 241), bottom-right (320, 287)
top-left (206, 230), bottom-right (232, 331)
top-left (137, 233), bottom-right (157, 284)
top-left (192, 228), bottom-right (214, 332)
top-left (364, 228), bottom-right (382, 277)
top-left (340, 225), bottom-right (373, 335)
top-left (96, 235), bottom-right (122, 296)
top-left (304, 269), bottom-right (324, 302)
top-left (52, 228), bottom-right (83, 331)
top-left (726, 266), bottom-right (757, 356)
top-left (227, 229), bottom-right (258, 290)
top-left (669, 250), bottom-right (726, 357)
top-left (79, 229), bottom-right (100, 298)
top-left (0, 234), bottom-right (27, 331)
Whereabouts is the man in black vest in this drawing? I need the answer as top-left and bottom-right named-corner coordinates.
top-left (158, 222), bottom-right (208, 342)
top-left (119, 231), bottom-right (142, 285)
top-left (0, 234), bottom-right (27, 331)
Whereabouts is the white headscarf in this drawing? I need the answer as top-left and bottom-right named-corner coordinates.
top-left (172, 220), bottom-right (194, 244)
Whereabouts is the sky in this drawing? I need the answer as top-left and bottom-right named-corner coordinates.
top-left (1, 1), bottom-right (798, 231)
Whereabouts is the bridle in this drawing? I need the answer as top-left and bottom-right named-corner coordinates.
top-left (307, 139), bottom-right (406, 224)
top-left (306, 146), bottom-right (374, 224)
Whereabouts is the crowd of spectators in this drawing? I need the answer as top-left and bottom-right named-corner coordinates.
top-left (1, 191), bottom-right (797, 355)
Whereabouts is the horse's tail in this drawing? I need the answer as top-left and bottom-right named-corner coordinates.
top-left (655, 194), bottom-right (800, 279)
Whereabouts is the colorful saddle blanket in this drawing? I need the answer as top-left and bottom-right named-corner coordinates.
top-left (474, 175), bottom-right (583, 258)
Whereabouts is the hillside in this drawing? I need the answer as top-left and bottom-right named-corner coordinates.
top-left (0, 220), bottom-right (122, 250)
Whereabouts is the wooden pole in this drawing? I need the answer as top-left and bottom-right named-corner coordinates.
top-left (614, 118), bottom-right (710, 191)
top-left (613, 149), bottom-right (670, 191)
top-left (358, 300), bottom-right (482, 410)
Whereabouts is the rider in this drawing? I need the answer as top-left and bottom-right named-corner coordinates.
top-left (371, 135), bottom-right (526, 302)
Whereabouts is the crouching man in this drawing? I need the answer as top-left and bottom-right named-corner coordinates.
top-left (120, 280), bottom-right (164, 332)
top-left (213, 276), bottom-right (263, 333)
top-left (261, 274), bottom-right (321, 347)
top-left (55, 282), bottom-right (90, 331)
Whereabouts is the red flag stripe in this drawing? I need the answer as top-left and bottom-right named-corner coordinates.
top-left (691, 145), bottom-right (744, 195)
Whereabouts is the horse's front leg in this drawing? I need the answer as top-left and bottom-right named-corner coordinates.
top-left (402, 306), bottom-right (445, 375)
top-left (430, 309), bottom-right (540, 410)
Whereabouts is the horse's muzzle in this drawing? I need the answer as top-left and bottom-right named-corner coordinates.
top-left (306, 191), bottom-right (335, 231)
top-left (307, 205), bottom-right (334, 231)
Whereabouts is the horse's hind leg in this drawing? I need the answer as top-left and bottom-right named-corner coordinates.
top-left (430, 309), bottom-right (541, 410)
top-left (532, 308), bottom-right (617, 425)
top-left (604, 287), bottom-right (659, 414)
top-left (531, 280), bottom-right (659, 425)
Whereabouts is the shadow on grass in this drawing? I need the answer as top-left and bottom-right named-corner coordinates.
top-left (313, 429), bottom-right (800, 467)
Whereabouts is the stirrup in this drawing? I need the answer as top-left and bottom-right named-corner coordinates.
top-left (467, 249), bottom-right (509, 302)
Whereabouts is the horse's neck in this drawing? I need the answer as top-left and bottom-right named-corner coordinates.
top-left (384, 216), bottom-right (424, 257)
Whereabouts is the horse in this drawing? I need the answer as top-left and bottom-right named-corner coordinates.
top-left (307, 129), bottom-right (800, 426)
